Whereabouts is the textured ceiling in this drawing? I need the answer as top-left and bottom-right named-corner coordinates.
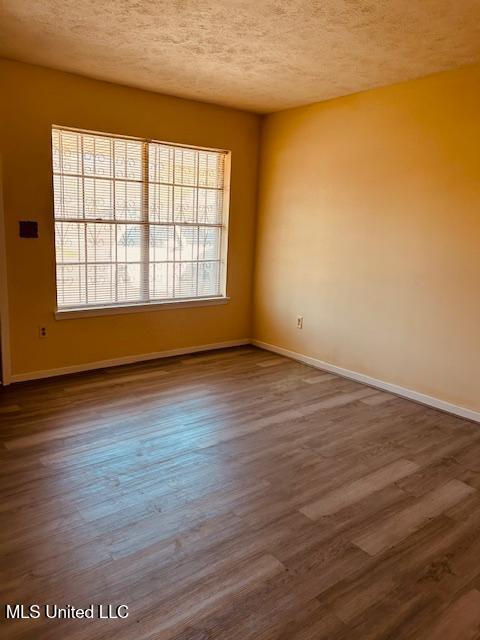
top-left (1, 0), bottom-right (479, 113)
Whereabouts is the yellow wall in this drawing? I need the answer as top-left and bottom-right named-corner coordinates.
top-left (254, 64), bottom-right (480, 412)
top-left (2, 57), bottom-right (479, 410)
top-left (0, 59), bottom-right (260, 376)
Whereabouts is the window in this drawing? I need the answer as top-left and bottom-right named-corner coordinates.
top-left (52, 126), bottom-right (230, 312)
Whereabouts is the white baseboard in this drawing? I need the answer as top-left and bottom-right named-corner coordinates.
top-left (252, 339), bottom-right (480, 424)
top-left (10, 339), bottom-right (250, 383)
top-left (10, 337), bottom-right (480, 425)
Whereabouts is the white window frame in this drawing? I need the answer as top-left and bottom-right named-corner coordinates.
top-left (52, 126), bottom-right (231, 319)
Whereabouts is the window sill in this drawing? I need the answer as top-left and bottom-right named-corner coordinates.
top-left (54, 297), bottom-right (230, 320)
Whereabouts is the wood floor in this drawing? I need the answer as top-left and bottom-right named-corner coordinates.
top-left (2, 346), bottom-right (480, 639)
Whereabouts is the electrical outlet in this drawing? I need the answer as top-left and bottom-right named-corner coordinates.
top-left (39, 326), bottom-right (47, 339)
top-left (296, 315), bottom-right (304, 329)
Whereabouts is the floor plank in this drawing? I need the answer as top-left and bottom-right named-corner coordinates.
top-left (353, 479), bottom-right (476, 556)
top-left (425, 589), bottom-right (480, 640)
top-left (300, 458), bottom-right (419, 519)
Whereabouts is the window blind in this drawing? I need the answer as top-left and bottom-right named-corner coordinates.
top-left (52, 127), bottom-right (229, 310)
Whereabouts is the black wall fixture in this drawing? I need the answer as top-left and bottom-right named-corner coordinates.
top-left (19, 221), bottom-right (39, 238)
